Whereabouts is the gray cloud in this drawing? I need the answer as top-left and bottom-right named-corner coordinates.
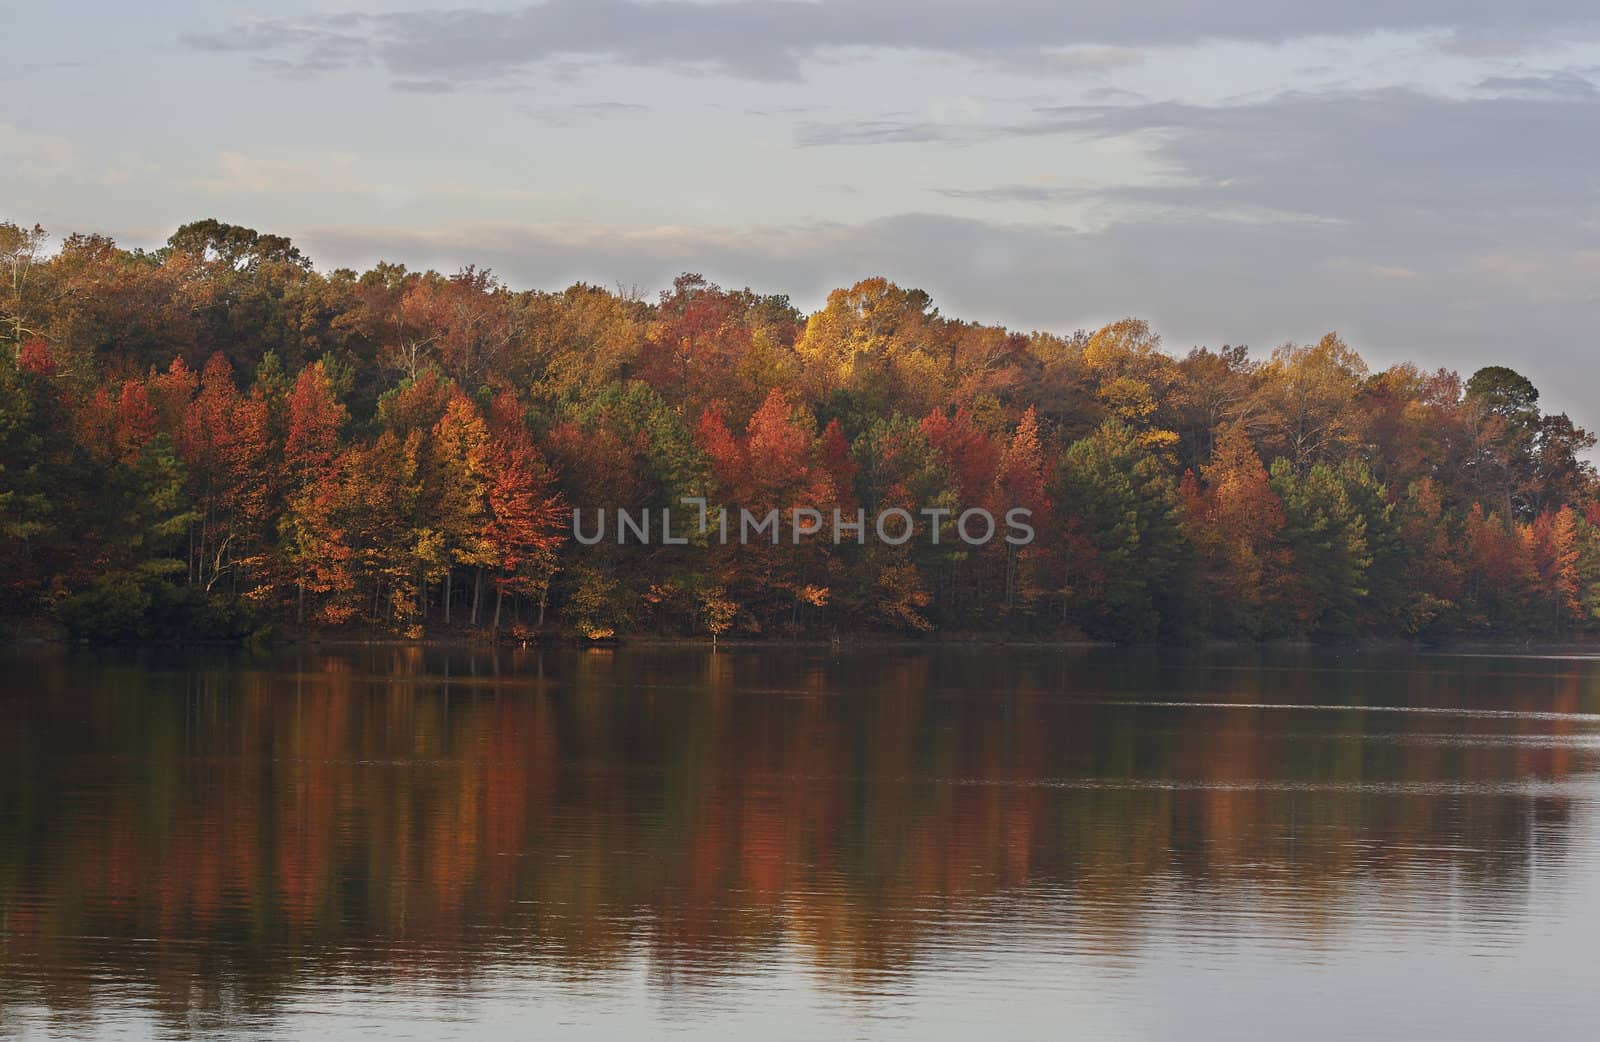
top-left (987, 45), bottom-right (1146, 78)
top-left (1438, 24), bottom-right (1576, 58)
top-left (190, 18), bottom-right (372, 75)
top-left (1055, 88), bottom-right (1600, 234)
top-left (573, 101), bottom-right (649, 112)
top-left (1474, 71), bottom-right (1599, 100)
top-left (1082, 86), bottom-right (1149, 104)
top-left (392, 78), bottom-right (457, 94)
top-left (935, 185), bottom-right (1091, 205)
top-left (517, 100), bottom-right (651, 126)
top-left (811, 86), bottom-right (1600, 248)
top-left (182, 1), bottom-right (1600, 85)
top-left (796, 119), bottom-right (960, 147)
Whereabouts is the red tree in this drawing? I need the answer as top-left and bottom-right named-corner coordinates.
top-left (285, 362), bottom-right (347, 485)
top-left (483, 389), bottom-right (567, 628)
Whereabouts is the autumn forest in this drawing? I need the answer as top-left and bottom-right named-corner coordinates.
top-left (2, 218), bottom-right (1597, 644)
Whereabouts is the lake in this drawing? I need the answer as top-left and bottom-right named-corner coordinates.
top-left (2, 645), bottom-right (1598, 1040)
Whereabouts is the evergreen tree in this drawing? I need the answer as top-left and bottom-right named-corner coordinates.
top-left (1055, 419), bottom-right (1182, 641)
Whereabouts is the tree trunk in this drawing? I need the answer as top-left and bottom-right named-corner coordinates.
top-left (444, 568), bottom-right (453, 625)
top-left (297, 579), bottom-right (305, 625)
top-left (493, 589), bottom-right (504, 630)
top-left (471, 568), bottom-right (483, 626)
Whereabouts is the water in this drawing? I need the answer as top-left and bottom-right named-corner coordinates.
top-left (2, 645), bottom-right (1598, 1040)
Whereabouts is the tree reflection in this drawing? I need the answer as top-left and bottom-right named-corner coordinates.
top-left (0, 647), bottom-right (1595, 1028)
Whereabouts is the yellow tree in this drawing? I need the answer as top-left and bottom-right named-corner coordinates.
top-left (993, 406), bottom-right (1053, 614)
top-left (427, 392), bottom-right (494, 624)
top-left (1250, 333), bottom-right (1369, 472)
top-left (1081, 318), bottom-right (1184, 453)
top-left (0, 222), bottom-right (50, 354)
top-left (1179, 424), bottom-right (1294, 637)
top-left (1531, 506), bottom-right (1584, 632)
top-left (795, 278), bottom-right (947, 415)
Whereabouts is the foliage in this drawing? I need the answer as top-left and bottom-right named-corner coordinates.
top-left (2, 218), bottom-right (1599, 643)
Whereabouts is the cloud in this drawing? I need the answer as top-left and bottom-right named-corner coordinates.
top-left (1474, 72), bottom-right (1599, 100)
top-left (935, 184), bottom-right (1091, 205)
top-left (809, 86), bottom-right (1600, 242)
top-left (182, 1), bottom-right (1600, 86)
top-left (1055, 88), bottom-right (1600, 233)
top-left (517, 99), bottom-right (651, 126)
top-left (557, 100), bottom-right (650, 117)
top-left (985, 45), bottom-right (1146, 78)
top-left (1083, 86), bottom-right (1149, 104)
top-left (188, 18), bottom-right (372, 75)
top-left (796, 119), bottom-right (963, 147)
top-left (392, 78), bottom-right (457, 94)
top-left (573, 101), bottom-right (649, 112)
top-left (0, 60), bottom-right (89, 82)
top-left (0, 124), bottom-right (77, 181)
top-left (187, 150), bottom-right (371, 196)
top-left (1438, 24), bottom-right (1573, 58)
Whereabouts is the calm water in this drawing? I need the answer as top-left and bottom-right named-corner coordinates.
top-left (2, 646), bottom-right (1599, 1041)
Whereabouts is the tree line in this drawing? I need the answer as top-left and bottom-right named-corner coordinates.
top-left (2, 218), bottom-right (1597, 643)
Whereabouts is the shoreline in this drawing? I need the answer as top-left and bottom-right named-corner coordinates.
top-left (8, 619), bottom-right (1600, 655)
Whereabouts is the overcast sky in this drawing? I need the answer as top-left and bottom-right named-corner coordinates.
top-left (5, 1), bottom-right (1599, 415)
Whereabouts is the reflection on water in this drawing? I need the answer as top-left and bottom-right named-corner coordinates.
top-left (2, 646), bottom-right (1599, 1040)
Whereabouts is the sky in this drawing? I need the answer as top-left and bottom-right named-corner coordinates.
top-left (4, 0), bottom-right (1600, 416)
